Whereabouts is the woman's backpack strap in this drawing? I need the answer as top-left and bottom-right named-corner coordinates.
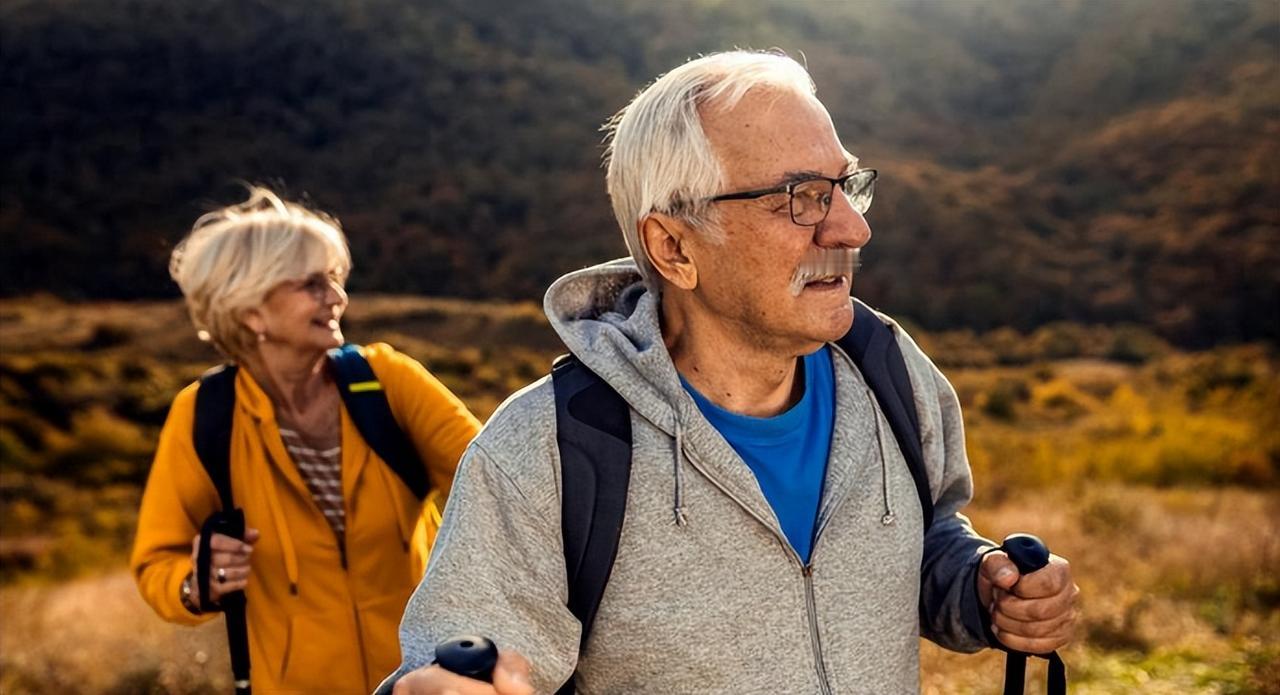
top-left (327, 343), bottom-right (431, 500)
top-left (194, 363), bottom-right (238, 510)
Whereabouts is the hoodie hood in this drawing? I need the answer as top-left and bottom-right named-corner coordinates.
top-left (543, 258), bottom-right (687, 437)
top-left (544, 258), bottom-right (707, 525)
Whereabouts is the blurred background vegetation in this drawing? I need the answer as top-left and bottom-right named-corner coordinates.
top-left (2, 0), bottom-right (1277, 344)
top-left (1, 0), bottom-right (1278, 693)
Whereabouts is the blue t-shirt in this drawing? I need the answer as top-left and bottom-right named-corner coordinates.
top-left (680, 347), bottom-right (835, 563)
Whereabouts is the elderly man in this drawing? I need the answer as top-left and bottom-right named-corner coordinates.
top-left (384, 50), bottom-right (1077, 694)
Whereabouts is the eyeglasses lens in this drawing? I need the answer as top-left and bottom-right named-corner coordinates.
top-left (842, 173), bottom-right (874, 215)
top-left (790, 173), bottom-right (875, 225)
top-left (790, 180), bottom-right (832, 226)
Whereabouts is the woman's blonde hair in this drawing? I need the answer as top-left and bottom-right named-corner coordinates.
top-left (170, 186), bottom-right (352, 359)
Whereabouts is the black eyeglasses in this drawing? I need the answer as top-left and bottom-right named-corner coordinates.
top-left (287, 271), bottom-right (345, 301)
top-left (708, 168), bottom-right (877, 226)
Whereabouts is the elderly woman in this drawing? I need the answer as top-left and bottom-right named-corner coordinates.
top-left (131, 187), bottom-right (481, 693)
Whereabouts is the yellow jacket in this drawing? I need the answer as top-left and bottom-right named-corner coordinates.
top-left (130, 343), bottom-right (480, 693)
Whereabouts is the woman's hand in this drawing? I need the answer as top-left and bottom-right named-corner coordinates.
top-left (189, 527), bottom-right (260, 604)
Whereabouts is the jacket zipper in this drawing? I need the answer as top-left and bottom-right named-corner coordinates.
top-left (682, 448), bottom-right (834, 694)
top-left (350, 588), bottom-right (369, 687)
top-left (802, 565), bottom-right (834, 695)
top-left (341, 512), bottom-right (368, 687)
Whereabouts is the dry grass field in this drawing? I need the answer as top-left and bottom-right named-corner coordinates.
top-left (2, 296), bottom-right (1277, 694)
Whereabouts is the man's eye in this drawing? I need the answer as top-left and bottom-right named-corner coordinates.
top-left (791, 186), bottom-right (814, 201)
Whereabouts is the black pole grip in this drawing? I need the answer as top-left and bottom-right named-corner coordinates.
top-left (998, 533), bottom-right (1066, 695)
top-left (1001, 533), bottom-right (1050, 576)
top-left (433, 635), bottom-right (498, 683)
top-left (197, 509), bottom-right (252, 693)
top-left (197, 509), bottom-right (246, 611)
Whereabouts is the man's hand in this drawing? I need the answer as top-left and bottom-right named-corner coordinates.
top-left (392, 650), bottom-right (534, 695)
top-left (189, 528), bottom-right (260, 604)
top-left (977, 550), bottom-right (1078, 654)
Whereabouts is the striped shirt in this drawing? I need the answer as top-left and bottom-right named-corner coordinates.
top-left (278, 426), bottom-right (345, 548)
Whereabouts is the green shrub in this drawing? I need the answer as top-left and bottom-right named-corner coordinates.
top-left (981, 377), bottom-right (1030, 421)
top-left (1107, 325), bottom-right (1169, 364)
top-left (81, 323), bottom-right (134, 351)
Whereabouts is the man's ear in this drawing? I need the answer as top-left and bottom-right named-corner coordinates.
top-left (640, 214), bottom-right (698, 291)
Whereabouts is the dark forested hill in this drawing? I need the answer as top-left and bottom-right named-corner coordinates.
top-left (2, 0), bottom-right (1276, 345)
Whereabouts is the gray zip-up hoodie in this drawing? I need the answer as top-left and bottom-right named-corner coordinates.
top-left (388, 259), bottom-right (997, 694)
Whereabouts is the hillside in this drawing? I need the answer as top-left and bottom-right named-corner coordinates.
top-left (1, 0), bottom-right (1277, 345)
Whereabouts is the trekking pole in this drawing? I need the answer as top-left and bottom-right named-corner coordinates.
top-left (198, 510), bottom-right (252, 695)
top-left (222, 590), bottom-right (251, 695)
top-left (434, 635), bottom-right (499, 683)
top-left (999, 533), bottom-right (1066, 695)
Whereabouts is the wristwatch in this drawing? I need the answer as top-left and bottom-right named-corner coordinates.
top-left (180, 572), bottom-right (202, 614)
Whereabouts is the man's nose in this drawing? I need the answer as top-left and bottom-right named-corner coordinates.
top-left (815, 188), bottom-right (871, 248)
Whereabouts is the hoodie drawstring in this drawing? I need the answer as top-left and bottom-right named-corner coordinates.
top-left (672, 420), bottom-right (688, 527)
top-left (866, 384), bottom-right (896, 526)
top-left (261, 450), bottom-right (301, 595)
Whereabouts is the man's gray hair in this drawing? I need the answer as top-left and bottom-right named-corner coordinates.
top-left (602, 50), bottom-right (816, 289)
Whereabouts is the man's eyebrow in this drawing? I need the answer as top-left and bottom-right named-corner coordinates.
top-left (777, 169), bottom-right (825, 185)
top-left (776, 157), bottom-right (860, 185)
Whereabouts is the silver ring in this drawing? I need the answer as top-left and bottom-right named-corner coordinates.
top-left (217, 567), bottom-right (227, 584)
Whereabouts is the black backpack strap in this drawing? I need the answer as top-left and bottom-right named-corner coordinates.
top-left (194, 364), bottom-right (238, 510)
top-left (836, 299), bottom-right (934, 531)
top-left (327, 343), bottom-right (431, 500)
top-left (551, 354), bottom-right (632, 695)
top-left (192, 364), bottom-right (252, 694)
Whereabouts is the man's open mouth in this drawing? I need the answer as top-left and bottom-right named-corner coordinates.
top-left (789, 248), bottom-right (861, 296)
top-left (803, 274), bottom-right (848, 289)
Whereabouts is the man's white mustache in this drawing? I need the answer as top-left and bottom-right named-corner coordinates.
top-left (789, 248), bottom-right (861, 296)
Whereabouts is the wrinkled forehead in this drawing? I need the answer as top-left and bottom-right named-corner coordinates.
top-left (700, 88), bottom-right (854, 189)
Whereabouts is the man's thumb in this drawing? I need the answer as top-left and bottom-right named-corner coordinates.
top-left (984, 551), bottom-right (1020, 590)
top-left (493, 650), bottom-right (534, 695)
